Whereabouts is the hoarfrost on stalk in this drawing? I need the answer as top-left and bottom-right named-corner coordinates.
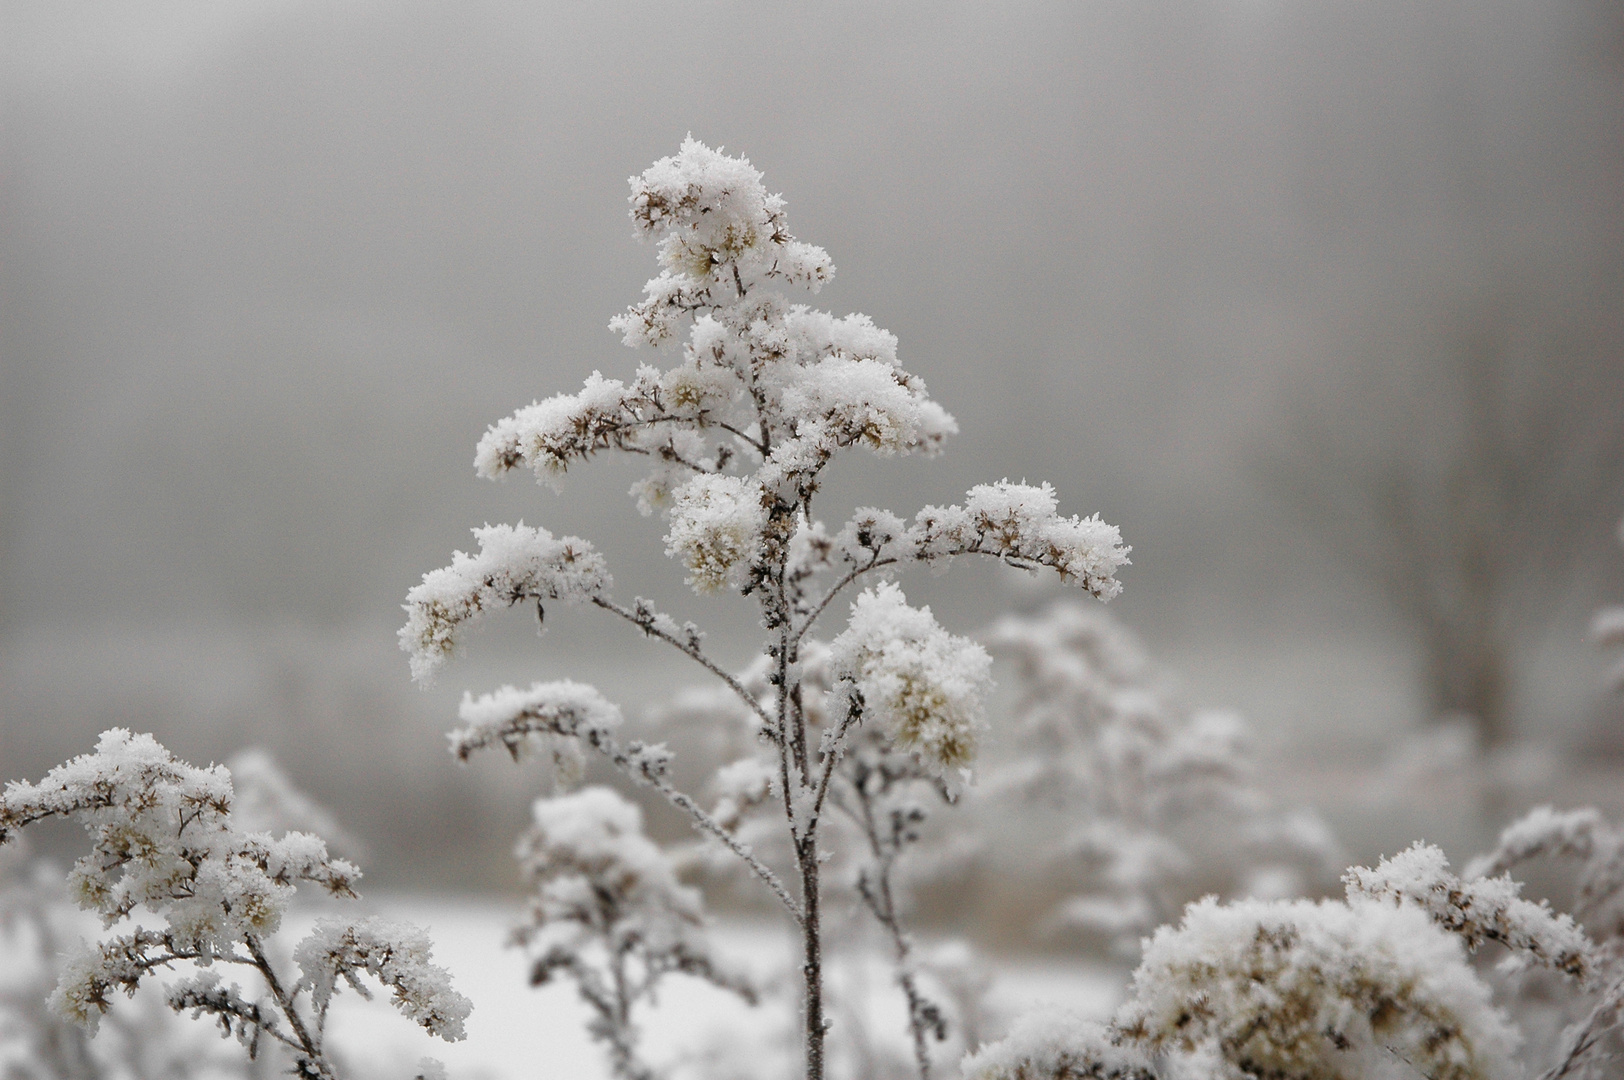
top-left (1345, 842), bottom-right (1596, 980)
top-left (833, 482), bottom-right (1130, 602)
top-left (293, 917), bottom-right (470, 1041)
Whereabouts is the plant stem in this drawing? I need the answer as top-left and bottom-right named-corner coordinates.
top-left (798, 834), bottom-right (825, 1080)
top-left (246, 937), bottom-right (331, 1080)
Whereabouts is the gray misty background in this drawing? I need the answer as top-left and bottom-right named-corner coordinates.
top-left (3, 0), bottom-right (1622, 890)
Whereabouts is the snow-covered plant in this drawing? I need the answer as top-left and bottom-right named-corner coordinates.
top-left (402, 138), bottom-right (1128, 1080)
top-left (1, 839), bottom-right (262, 1080)
top-left (966, 834), bottom-right (1622, 1080)
top-left (509, 785), bottom-right (754, 1080)
top-left (1114, 890), bottom-right (1522, 1080)
top-left (0, 731), bottom-right (470, 1080)
top-left (1463, 808), bottom-right (1624, 1079)
top-left (978, 601), bottom-right (1338, 953)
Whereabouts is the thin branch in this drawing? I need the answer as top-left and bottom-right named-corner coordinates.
top-left (1541, 975), bottom-right (1624, 1080)
top-left (592, 597), bottom-right (774, 731)
top-left (245, 936), bottom-right (330, 1080)
top-left (809, 698), bottom-right (864, 835)
top-left (570, 723), bottom-right (803, 924)
top-left (793, 555), bottom-right (896, 647)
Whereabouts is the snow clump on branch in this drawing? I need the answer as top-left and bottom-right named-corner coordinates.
top-left (1345, 842), bottom-right (1596, 980)
top-left (449, 680), bottom-right (624, 763)
top-left (665, 474), bottom-right (770, 593)
top-left (293, 917), bottom-right (470, 1042)
top-left (400, 522), bottom-right (610, 685)
top-left (836, 482), bottom-right (1130, 602)
top-left (959, 1010), bottom-right (1152, 1080)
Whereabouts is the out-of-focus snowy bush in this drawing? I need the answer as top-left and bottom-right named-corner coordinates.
top-left (0, 740), bottom-right (468, 1080)
top-left (977, 601), bottom-right (1341, 954)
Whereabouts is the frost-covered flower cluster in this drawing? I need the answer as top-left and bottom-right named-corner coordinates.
top-left (510, 787), bottom-right (753, 1080)
top-left (960, 1011), bottom-right (1152, 1080)
top-left (293, 917), bottom-right (470, 1042)
top-left (829, 584), bottom-right (993, 779)
top-left (402, 139), bottom-right (1129, 1080)
top-left (1115, 890), bottom-right (1522, 1080)
top-left (664, 474), bottom-right (770, 593)
top-left (0, 732), bottom-right (468, 1079)
top-left (976, 601), bottom-right (1338, 952)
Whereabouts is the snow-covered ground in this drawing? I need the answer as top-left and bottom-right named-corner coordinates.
top-left (305, 896), bottom-right (1123, 1080)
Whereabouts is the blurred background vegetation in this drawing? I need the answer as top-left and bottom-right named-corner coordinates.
top-left (3, 0), bottom-right (1621, 902)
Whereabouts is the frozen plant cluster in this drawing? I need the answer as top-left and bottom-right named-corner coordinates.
top-left (1116, 888), bottom-right (1522, 1080)
top-left (508, 787), bottom-right (754, 1080)
top-left (977, 601), bottom-right (1339, 953)
top-left (0, 732), bottom-right (469, 1080)
top-left (402, 138), bottom-right (1127, 1080)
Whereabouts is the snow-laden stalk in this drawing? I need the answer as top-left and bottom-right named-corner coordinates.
top-left (403, 138), bottom-right (1129, 1080)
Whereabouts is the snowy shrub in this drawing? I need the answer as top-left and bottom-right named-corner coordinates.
top-left (0, 733), bottom-right (469, 1080)
top-left (403, 137), bottom-right (1128, 1080)
top-left (978, 601), bottom-right (1339, 953)
top-left (968, 832), bottom-right (1624, 1080)
top-left (1115, 891), bottom-right (1522, 1080)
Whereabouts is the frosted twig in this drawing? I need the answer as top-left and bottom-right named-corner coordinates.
top-left (592, 596), bottom-right (775, 730)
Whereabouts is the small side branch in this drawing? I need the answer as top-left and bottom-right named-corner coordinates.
top-left (1541, 975), bottom-right (1624, 1080)
top-left (593, 597), bottom-right (775, 731)
top-left (246, 936), bottom-right (332, 1080)
top-left (792, 557), bottom-right (895, 648)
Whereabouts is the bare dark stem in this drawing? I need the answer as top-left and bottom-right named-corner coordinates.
top-left (246, 936), bottom-right (331, 1080)
top-left (850, 771), bottom-right (939, 1080)
top-left (799, 836), bottom-right (826, 1080)
top-left (792, 557), bottom-right (895, 647)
